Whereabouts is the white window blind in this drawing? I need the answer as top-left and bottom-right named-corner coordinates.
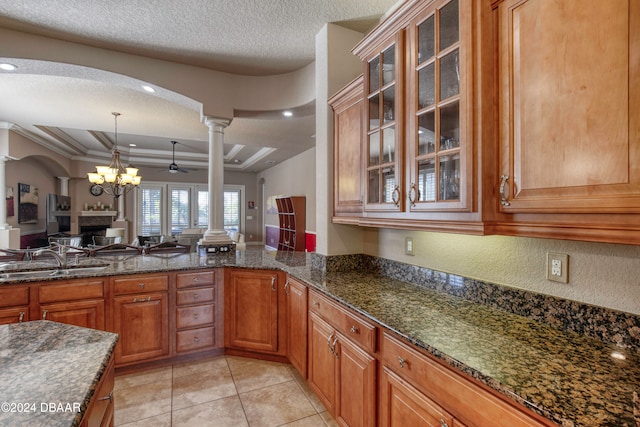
top-left (140, 187), bottom-right (162, 235)
top-left (224, 190), bottom-right (240, 232)
top-left (197, 189), bottom-right (209, 228)
top-left (170, 188), bottom-right (190, 234)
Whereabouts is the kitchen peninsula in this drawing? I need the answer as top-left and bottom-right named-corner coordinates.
top-left (0, 249), bottom-right (638, 426)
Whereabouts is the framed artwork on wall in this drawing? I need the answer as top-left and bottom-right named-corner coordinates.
top-left (18, 182), bottom-right (38, 224)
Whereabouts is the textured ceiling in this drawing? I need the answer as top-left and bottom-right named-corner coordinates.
top-left (0, 0), bottom-right (401, 173)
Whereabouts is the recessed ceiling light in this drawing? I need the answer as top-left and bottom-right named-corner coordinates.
top-left (129, 143), bottom-right (137, 147)
top-left (0, 63), bottom-right (17, 71)
top-left (141, 85), bottom-right (155, 93)
top-left (283, 111), bottom-right (293, 117)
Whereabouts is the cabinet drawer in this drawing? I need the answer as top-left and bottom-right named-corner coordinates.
top-left (82, 356), bottom-right (114, 427)
top-left (176, 327), bottom-right (215, 353)
top-left (0, 286), bottom-right (29, 308)
top-left (308, 290), bottom-right (377, 354)
top-left (381, 332), bottom-right (551, 427)
top-left (113, 275), bottom-right (168, 295)
top-left (176, 287), bottom-right (214, 306)
top-left (39, 280), bottom-right (104, 303)
top-left (176, 270), bottom-right (215, 289)
top-left (176, 304), bottom-right (214, 329)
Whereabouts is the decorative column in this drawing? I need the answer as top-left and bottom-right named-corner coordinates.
top-left (56, 177), bottom-right (70, 196)
top-left (200, 117), bottom-right (232, 249)
top-left (116, 195), bottom-right (125, 222)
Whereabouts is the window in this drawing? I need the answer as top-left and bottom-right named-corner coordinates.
top-left (137, 182), bottom-right (243, 237)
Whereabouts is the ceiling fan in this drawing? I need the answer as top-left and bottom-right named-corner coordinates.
top-left (167, 140), bottom-right (190, 173)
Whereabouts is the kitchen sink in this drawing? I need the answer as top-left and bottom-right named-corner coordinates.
top-left (0, 260), bottom-right (110, 280)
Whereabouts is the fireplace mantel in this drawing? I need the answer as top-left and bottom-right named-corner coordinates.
top-left (79, 211), bottom-right (117, 217)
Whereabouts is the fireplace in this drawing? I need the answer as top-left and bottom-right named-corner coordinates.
top-left (78, 215), bottom-right (114, 246)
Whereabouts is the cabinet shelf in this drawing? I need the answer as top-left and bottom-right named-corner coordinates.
top-left (276, 197), bottom-right (306, 251)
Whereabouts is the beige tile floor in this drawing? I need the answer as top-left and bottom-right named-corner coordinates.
top-left (114, 355), bottom-right (339, 427)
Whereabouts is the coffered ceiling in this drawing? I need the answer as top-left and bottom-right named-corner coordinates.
top-left (0, 0), bottom-right (400, 175)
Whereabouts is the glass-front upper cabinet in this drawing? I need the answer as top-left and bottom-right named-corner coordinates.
top-left (363, 34), bottom-right (404, 212)
top-left (407, 0), bottom-right (471, 212)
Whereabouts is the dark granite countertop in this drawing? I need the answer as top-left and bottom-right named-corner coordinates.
top-left (0, 321), bottom-right (118, 427)
top-left (0, 249), bottom-right (638, 426)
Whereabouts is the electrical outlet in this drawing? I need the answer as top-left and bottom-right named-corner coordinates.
top-left (405, 237), bottom-right (414, 256)
top-left (547, 252), bottom-right (569, 283)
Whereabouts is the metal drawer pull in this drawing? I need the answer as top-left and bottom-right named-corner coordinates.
top-left (271, 276), bottom-right (276, 292)
top-left (312, 301), bottom-right (319, 308)
top-left (193, 313), bottom-right (199, 319)
top-left (193, 293), bottom-right (199, 299)
top-left (192, 277), bottom-right (200, 282)
top-left (139, 283), bottom-right (145, 289)
top-left (194, 336), bottom-right (200, 343)
top-left (18, 312), bottom-right (24, 323)
top-left (284, 279), bottom-right (290, 296)
top-left (98, 391), bottom-right (113, 403)
top-left (440, 419), bottom-right (449, 427)
top-left (398, 356), bottom-right (406, 368)
top-left (349, 325), bottom-right (359, 334)
top-left (499, 175), bottom-right (510, 206)
top-left (133, 296), bottom-right (151, 303)
top-left (327, 331), bottom-right (335, 348)
top-left (331, 335), bottom-right (339, 358)
top-left (42, 310), bottom-right (48, 320)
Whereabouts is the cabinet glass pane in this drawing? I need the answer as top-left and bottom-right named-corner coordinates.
top-left (382, 126), bottom-right (396, 163)
top-left (369, 94), bottom-right (380, 130)
top-left (439, 154), bottom-right (460, 200)
top-left (382, 166), bottom-right (396, 203)
top-left (418, 63), bottom-right (435, 109)
top-left (417, 159), bottom-right (436, 202)
top-left (418, 112), bottom-right (435, 155)
top-left (369, 132), bottom-right (380, 166)
top-left (369, 57), bottom-right (380, 93)
top-left (440, 49), bottom-right (459, 100)
top-left (382, 86), bottom-right (395, 124)
top-left (440, 102), bottom-right (460, 150)
top-left (418, 15), bottom-right (435, 64)
top-left (439, 0), bottom-right (459, 51)
top-left (368, 170), bottom-right (380, 203)
top-left (382, 45), bottom-right (395, 86)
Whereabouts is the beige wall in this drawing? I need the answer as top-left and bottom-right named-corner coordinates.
top-left (364, 228), bottom-right (640, 315)
top-left (258, 148), bottom-right (316, 233)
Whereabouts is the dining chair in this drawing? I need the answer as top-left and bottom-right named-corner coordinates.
top-left (88, 243), bottom-right (143, 257)
top-left (143, 241), bottom-right (190, 254)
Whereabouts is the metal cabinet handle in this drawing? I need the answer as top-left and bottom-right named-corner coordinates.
top-left (42, 309), bottom-right (48, 320)
top-left (331, 335), bottom-right (340, 358)
top-left (327, 331), bottom-right (335, 348)
top-left (391, 186), bottom-right (400, 207)
top-left (271, 276), bottom-right (276, 292)
top-left (440, 419), bottom-right (449, 427)
top-left (312, 301), bottom-right (319, 308)
top-left (194, 336), bottom-right (200, 343)
top-left (138, 283), bottom-right (145, 289)
top-left (398, 356), bottom-right (406, 368)
top-left (133, 296), bottom-right (151, 303)
top-left (192, 277), bottom-right (200, 282)
top-left (194, 313), bottom-right (199, 319)
top-left (284, 279), bottom-right (290, 296)
top-left (193, 293), bottom-right (199, 300)
top-left (499, 175), bottom-right (510, 206)
top-left (349, 325), bottom-right (359, 334)
top-left (408, 183), bottom-right (419, 207)
top-left (98, 391), bottom-right (113, 403)
top-left (18, 312), bottom-right (24, 323)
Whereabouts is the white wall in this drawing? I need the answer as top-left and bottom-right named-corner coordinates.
top-left (364, 228), bottom-right (640, 315)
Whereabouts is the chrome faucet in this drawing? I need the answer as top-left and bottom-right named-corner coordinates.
top-left (33, 248), bottom-right (67, 268)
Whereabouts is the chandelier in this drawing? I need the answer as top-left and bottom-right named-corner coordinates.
top-left (87, 112), bottom-right (142, 198)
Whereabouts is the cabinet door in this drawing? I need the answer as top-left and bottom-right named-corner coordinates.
top-left (335, 334), bottom-right (377, 427)
top-left (41, 300), bottom-right (105, 330)
top-left (498, 0), bottom-right (640, 213)
top-left (286, 277), bottom-right (308, 377)
top-left (0, 307), bottom-right (29, 325)
top-left (307, 312), bottom-right (338, 414)
top-left (330, 76), bottom-right (365, 218)
top-left (363, 33), bottom-right (405, 212)
top-left (225, 269), bottom-right (279, 352)
top-left (113, 292), bottom-right (169, 365)
top-left (407, 0), bottom-right (473, 213)
top-left (380, 366), bottom-right (454, 427)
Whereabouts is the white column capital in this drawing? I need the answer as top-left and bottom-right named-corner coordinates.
top-left (203, 116), bottom-right (232, 129)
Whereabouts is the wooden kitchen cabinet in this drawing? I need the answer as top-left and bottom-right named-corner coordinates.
top-left (308, 290), bottom-right (377, 427)
top-left (285, 275), bottom-right (308, 377)
top-left (495, 0), bottom-right (640, 244)
top-left (80, 354), bottom-right (115, 427)
top-left (224, 268), bottom-right (287, 356)
top-left (380, 332), bottom-right (554, 427)
top-left (175, 270), bottom-right (216, 354)
top-left (0, 286), bottom-right (29, 324)
top-left (345, 0), bottom-right (494, 234)
top-left (112, 274), bottom-right (169, 366)
top-left (38, 279), bottom-right (105, 330)
top-left (329, 75), bottom-right (365, 221)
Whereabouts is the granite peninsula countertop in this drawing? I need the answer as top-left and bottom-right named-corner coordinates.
top-left (0, 249), bottom-right (638, 426)
top-left (0, 320), bottom-right (118, 427)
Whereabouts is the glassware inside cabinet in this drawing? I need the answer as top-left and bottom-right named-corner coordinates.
top-left (382, 166), bottom-right (397, 203)
top-left (439, 154), bottom-right (460, 200)
top-left (382, 86), bottom-right (395, 124)
top-left (440, 49), bottom-right (459, 100)
top-left (383, 127), bottom-right (396, 163)
top-left (440, 103), bottom-right (460, 150)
